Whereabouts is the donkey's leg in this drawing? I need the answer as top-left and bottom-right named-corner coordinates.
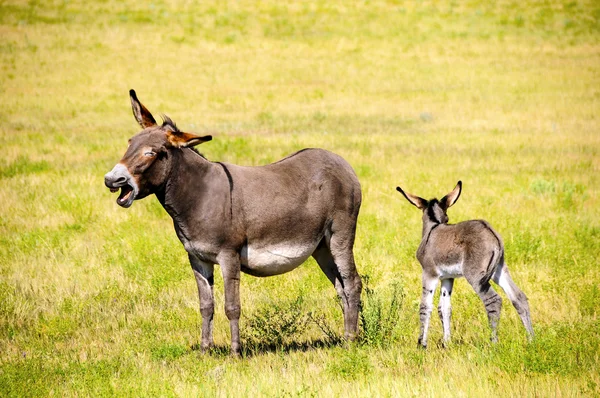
top-left (419, 276), bottom-right (439, 348)
top-left (326, 232), bottom-right (362, 341)
top-left (470, 280), bottom-right (503, 343)
top-left (313, 242), bottom-right (347, 308)
top-left (189, 254), bottom-right (215, 351)
top-left (492, 264), bottom-right (534, 340)
top-left (218, 251), bottom-right (242, 356)
top-left (438, 278), bottom-right (454, 346)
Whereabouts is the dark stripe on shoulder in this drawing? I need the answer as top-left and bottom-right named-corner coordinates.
top-left (424, 224), bottom-right (440, 246)
top-left (216, 162), bottom-right (234, 219)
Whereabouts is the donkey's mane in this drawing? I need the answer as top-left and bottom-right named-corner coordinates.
top-left (161, 114), bottom-right (179, 132)
top-left (189, 147), bottom-right (207, 159)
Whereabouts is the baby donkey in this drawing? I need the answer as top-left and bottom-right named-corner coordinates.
top-left (396, 181), bottom-right (534, 348)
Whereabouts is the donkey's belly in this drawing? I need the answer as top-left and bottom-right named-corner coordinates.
top-left (240, 243), bottom-right (317, 277)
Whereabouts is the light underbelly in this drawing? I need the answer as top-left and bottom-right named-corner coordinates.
top-left (437, 262), bottom-right (464, 279)
top-left (240, 243), bottom-right (318, 277)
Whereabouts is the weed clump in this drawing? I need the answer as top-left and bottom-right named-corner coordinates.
top-left (242, 295), bottom-right (311, 351)
top-left (359, 275), bottom-right (405, 347)
top-left (241, 276), bottom-right (406, 352)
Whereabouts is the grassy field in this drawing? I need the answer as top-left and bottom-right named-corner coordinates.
top-left (1, 0), bottom-right (599, 396)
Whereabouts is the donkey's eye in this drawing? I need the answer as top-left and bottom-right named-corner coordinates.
top-left (144, 151), bottom-right (156, 157)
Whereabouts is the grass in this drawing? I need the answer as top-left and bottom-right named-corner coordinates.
top-left (1, 0), bottom-right (599, 396)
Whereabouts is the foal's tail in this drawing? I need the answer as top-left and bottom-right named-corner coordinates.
top-left (479, 248), bottom-right (504, 290)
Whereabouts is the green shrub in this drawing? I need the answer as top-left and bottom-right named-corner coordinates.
top-left (242, 294), bottom-right (310, 351)
top-left (359, 275), bottom-right (405, 347)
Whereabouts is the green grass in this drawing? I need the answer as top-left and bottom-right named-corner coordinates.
top-left (1, 0), bottom-right (599, 396)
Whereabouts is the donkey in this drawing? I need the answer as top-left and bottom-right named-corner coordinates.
top-left (396, 181), bottom-right (533, 348)
top-left (104, 90), bottom-right (363, 355)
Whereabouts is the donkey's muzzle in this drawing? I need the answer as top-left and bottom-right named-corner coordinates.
top-left (104, 164), bottom-right (138, 208)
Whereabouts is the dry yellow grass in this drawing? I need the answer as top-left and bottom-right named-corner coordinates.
top-left (1, 0), bottom-right (599, 396)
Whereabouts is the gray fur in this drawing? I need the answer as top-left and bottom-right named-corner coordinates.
top-left (396, 181), bottom-right (533, 348)
top-left (105, 90), bottom-right (362, 355)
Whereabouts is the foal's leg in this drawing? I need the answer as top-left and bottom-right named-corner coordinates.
top-left (471, 280), bottom-right (503, 343)
top-left (189, 254), bottom-right (215, 351)
top-left (419, 275), bottom-right (439, 348)
top-left (217, 250), bottom-right (242, 356)
top-left (492, 263), bottom-right (534, 340)
top-left (438, 278), bottom-right (454, 346)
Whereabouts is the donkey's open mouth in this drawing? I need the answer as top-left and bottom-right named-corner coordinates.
top-left (114, 184), bottom-right (135, 207)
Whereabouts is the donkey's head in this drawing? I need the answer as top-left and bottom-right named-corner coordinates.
top-left (104, 90), bottom-right (212, 208)
top-left (396, 181), bottom-right (462, 225)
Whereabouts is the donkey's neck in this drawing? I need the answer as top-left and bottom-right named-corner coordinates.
top-left (156, 148), bottom-right (224, 221)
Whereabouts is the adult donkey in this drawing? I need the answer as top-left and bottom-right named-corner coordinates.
top-left (104, 90), bottom-right (363, 355)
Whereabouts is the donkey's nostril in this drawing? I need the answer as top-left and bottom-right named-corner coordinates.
top-left (105, 164), bottom-right (132, 189)
top-left (105, 172), bottom-right (127, 188)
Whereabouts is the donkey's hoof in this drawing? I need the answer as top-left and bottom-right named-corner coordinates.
top-left (439, 339), bottom-right (451, 349)
top-left (230, 346), bottom-right (241, 358)
top-left (527, 333), bottom-right (535, 343)
top-left (344, 331), bottom-right (358, 342)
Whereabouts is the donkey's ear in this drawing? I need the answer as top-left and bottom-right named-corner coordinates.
top-left (396, 186), bottom-right (428, 210)
top-left (130, 89), bottom-right (157, 128)
top-left (441, 181), bottom-right (462, 209)
top-left (167, 131), bottom-right (213, 148)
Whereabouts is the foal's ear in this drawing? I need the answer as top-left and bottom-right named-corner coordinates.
top-left (396, 186), bottom-right (428, 210)
top-left (441, 181), bottom-right (462, 209)
top-left (130, 89), bottom-right (157, 128)
top-left (166, 131), bottom-right (213, 148)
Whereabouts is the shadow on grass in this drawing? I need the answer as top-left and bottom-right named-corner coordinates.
top-left (190, 336), bottom-right (343, 358)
